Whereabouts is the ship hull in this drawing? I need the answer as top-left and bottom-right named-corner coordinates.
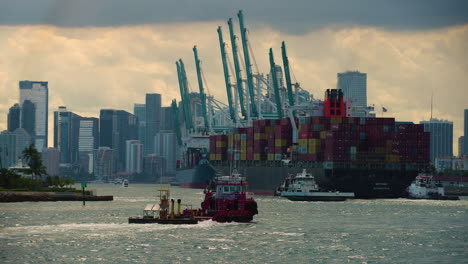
top-left (211, 161), bottom-right (423, 198)
top-left (175, 163), bottom-right (216, 189)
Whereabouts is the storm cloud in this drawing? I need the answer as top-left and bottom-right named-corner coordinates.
top-left (1, 0), bottom-right (467, 33)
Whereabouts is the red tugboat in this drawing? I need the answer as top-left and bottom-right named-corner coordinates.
top-left (191, 170), bottom-right (258, 223)
top-left (129, 170), bottom-right (258, 224)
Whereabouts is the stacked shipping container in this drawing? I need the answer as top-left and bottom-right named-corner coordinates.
top-left (209, 116), bottom-right (430, 165)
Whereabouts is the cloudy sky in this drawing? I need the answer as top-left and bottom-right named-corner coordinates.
top-left (0, 0), bottom-right (467, 154)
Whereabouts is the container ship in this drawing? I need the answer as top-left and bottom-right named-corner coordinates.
top-left (208, 90), bottom-right (430, 198)
top-left (170, 11), bottom-right (429, 198)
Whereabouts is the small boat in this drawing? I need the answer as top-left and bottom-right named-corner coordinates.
top-left (128, 170), bottom-right (258, 224)
top-left (122, 179), bottom-right (129, 187)
top-left (408, 173), bottom-right (459, 200)
top-left (280, 169), bottom-right (354, 201)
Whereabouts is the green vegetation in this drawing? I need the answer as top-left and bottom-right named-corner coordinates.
top-left (22, 144), bottom-right (47, 182)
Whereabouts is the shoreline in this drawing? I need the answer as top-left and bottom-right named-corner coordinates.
top-left (0, 192), bottom-right (113, 202)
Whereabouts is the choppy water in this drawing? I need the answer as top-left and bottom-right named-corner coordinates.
top-left (1, 184), bottom-right (467, 264)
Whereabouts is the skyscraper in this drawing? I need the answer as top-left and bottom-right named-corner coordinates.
top-left (78, 117), bottom-right (99, 152)
top-left (0, 131), bottom-right (16, 168)
top-left (93, 147), bottom-right (116, 181)
top-left (145, 93), bottom-right (161, 155)
top-left (155, 131), bottom-right (176, 176)
top-left (41, 148), bottom-right (60, 176)
top-left (464, 109), bottom-right (468, 156)
top-left (458, 136), bottom-right (464, 158)
top-left (134, 103), bottom-right (146, 149)
top-left (12, 128), bottom-right (31, 161)
top-left (19, 81), bottom-right (48, 152)
top-left (54, 106), bottom-right (82, 164)
top-left (7, 104), bottom-right (20, 132)
top-left (99, 109), bottom-right (138, 171)
top-left (125, 140), bottom-right (143, 173)
top-left (21, 100), bottom-right (35, 140)
top-left (420, 118), bottom-right (453, 163)
top-left (161, 107), bottom-right (175, 131)
top-left (337, 71), bottom-right (367, 108)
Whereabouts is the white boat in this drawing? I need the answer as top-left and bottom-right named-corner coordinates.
top-left (280, 169), bottom-right (354, 201)
top-left (408, 173), bottom-right (459, 200)
top-left (122, 179), bottom-right (129, 187)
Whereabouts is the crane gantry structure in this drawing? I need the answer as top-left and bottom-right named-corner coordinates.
top-left (173, 10), bottom-right (316, 145)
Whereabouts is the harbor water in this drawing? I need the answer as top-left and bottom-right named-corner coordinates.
top-left (1, 184), bottom-right (467, 263)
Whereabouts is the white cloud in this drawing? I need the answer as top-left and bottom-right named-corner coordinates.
top-left (0, 23), bottom-right (467, 154)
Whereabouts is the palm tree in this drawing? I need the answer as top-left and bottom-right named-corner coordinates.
top-left (22, 144), bottom-right (47, 182)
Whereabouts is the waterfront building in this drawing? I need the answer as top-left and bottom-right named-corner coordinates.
top-left (420, 118), bottom-right (453, 163)
top-left (41, 148), bottom-right (60, 176)
top-left (435, 156), bottom-right (467, 171)
top-left (155, 131), bottom-right (176, 176)
top-left (54, 107), bottom-right (82, 164)
top-left (93, 147), bottom-right (116, 182)
top-left (19, 81), bottom-right (48, 152)
top-left (125, 140), bottom-right (143, 173)
top-left (21, 100), bottom-right (35, 140)
top-left (7, 104), bottom-right (20, 132)
top-left (145, 93), bottom-right (161, 155)
top-left (0, 131), bottom-right (17, 169)
top-left (464, 109), bottom-right (468, 156)
top-left (99, 109), bottom-right (138, 171)
top-left (338, 71), bottom-right (367, 109)
top-left (134, 103), bottom-right (147, 149)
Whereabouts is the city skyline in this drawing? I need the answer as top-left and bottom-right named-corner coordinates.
top-left (0, 2), bottom-right (467, 154)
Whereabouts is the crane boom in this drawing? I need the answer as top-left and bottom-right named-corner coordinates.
top-left (193, 46), bottom-right (210, 130)
top-left (179, 59), bottom-right (193, 130)
top-left (269, 48), bottom-right (283, 119)
top-left (237, 10), bottom-right (258, 117)
top-left (217, 26), bottom-right (236, 122)
top-left (281, 41), bottom-right (294, 106)
top-left (176, 61), bottom-right (190, 130)
top-left (228, 18), bottom-right (246, 118)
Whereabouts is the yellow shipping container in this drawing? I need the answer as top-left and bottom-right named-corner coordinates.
top-left (298, 139), bottom-right (308, 146)
top-left (254, 153), bottom-right (261, 160)
top-left (275, 139), bottom-right (287, 147)
top-left (265, 126), bottom-right (274, 134)
top-left (240, 153), bottom-right (247, 160)
top-left (216, 141), bottom-right (226, 148)
top-left (254, 133), bottom-right (266, 140)
top-left (228, 134), bottom-right (234, 147)
top-left (241, 140), bottom-right (247, 148)
top-left (385, 154), bottom-right (400, 162)
top-left (320, 131), bottom-right (327, 139)
top-left (348, 117), bottom-right (354, 124)
top-left (267, 153), bottom-right (274, 160)
top-left (308, 139), bottom-right (321, 154)
top-left (234, 134), bottom-right (240, 140)
top-left (331, 117), bottom-right (342, 124)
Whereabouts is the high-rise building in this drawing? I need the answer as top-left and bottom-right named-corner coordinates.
top-left (420, 118), bottom-right (453, 163)
top-left (337, 71), bottom-right (367, 108)
top-left (161, 107), bottom-right (175, 131)
top-left (54, 107), bottom-right (82, 164)
top-left (0, 131), bottom-right (17, 169)
top-left (41, 148), bottom-right (60, 176)
top-left (93, 147), bottom-right (116, 182)
top-left (12, 128), bottom-right (31, 161)
top-left (78, 117), bottom-right (99, 152)
top-left (145, 93), bottom-right (161, 155)
top-left (155, 131), bottom-right (176, 176)
top-left (134, 103), bottom-right (146, 149)
top-left (125, 140), bottom-right (143, 173)
top-left (19, 81), bottom-right (48, 152)
top-left (143, 154), bottom-right (164, 181)
top-left (21, 100), bottom-right (35, 140)
top-left (7, 104), bottom-right (20, 132)
top-left (464, 109), bottom-right (468, 156)
top-left (99, 109), bottom-right (138, 171)
top-left (459, 136), bottom-right (464, 158)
